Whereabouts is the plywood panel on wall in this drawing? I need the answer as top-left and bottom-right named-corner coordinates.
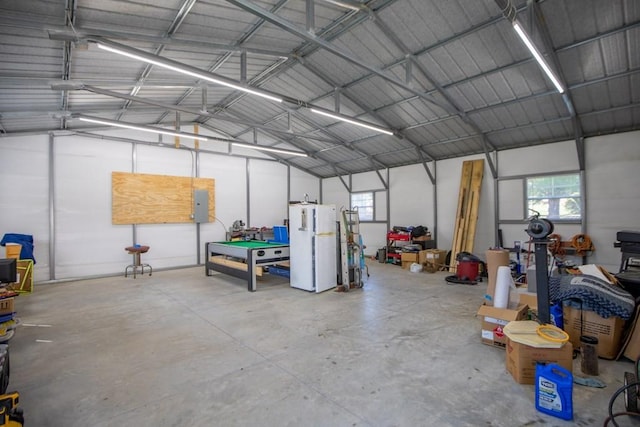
top-left (112, 172), bottom-right (215, 224)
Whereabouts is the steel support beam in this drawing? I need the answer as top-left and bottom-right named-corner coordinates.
top-left (221, 107), bottom-right (354, 174)
top-left (373, 15), bottom-right (497, 179)
top-left (333, 20), bottom-right (640, 127)
top-left (240, 50), bottom-right (247, 82)
top-left (117, 0), bottom-right (198, 120)
top-left (337, 174), bottom-right (350, 192)
top-left (375, 169), bottom-right (388, 190)
top-left (48, 132), bottom-right (56, 280)
top-left (306, 0), bottom-right (315, 34)
top-left (44, 25), bottom-right (291, 58)
top-left (224, 0), bottom-right (454, 113)
top-left (79, 85), bottom-right (340, 144)
top-left (300, 61), bottom-right (434, 168)
top-left (59, 0), bottom-right (77, 130)
top-left (422, 161), bottom-right (435, 185)
top-left (531, 1), bottom-right (585, 171)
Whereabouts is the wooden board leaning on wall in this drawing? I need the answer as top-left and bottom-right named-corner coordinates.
top-left (449, 159), bottom-right (484, 271)
top-left (112, 171), bottom-right (215, 224)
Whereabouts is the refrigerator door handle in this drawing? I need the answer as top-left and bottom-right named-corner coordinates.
top-left (298, 208), bottom-right (307, 231)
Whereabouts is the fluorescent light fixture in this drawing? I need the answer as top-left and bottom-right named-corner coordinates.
top-left (512, 21), bottom-right (565, 94)
top-left (310, 108), bottom-right (394, 135)
top-left (77, 116), bottom-right (206, 141)
top-left (95, 42), bottom-right (283, 103)
top-left (232, 142), bottom-right (308, 157)
top-left (77, 115), bottom-right (307, 157)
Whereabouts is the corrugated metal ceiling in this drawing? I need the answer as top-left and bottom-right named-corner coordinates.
top-left (0, 0), bottom-right (638, 178)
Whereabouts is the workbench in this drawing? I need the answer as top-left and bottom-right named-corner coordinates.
top-left (205, 240), bottom-right (290, 292)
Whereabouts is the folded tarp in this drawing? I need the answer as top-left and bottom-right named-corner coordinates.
top-left (0, 233), bottom-right (35, 264)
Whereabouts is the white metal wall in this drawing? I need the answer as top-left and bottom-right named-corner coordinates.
top-left (585, 130), bottom-right (640, 270)
top-left (290, 167), bottom-right (320, 204)
top-left (248, 160), bottom-right (288, 228)
top-left (0, 129), bottom-right (316, 281)
top-left (352, 170), bottom-right (388, 253)
top-left (322, 177), bottom-right (350, 212)
top-left (389, 163), bottom-right (433, 236)
top-left (321, 133), bottom-right (639, 271)
top-left (2, 129), bottom-right (638, 282)
top-left (198, 152), bottom-right (247, 252)
top-left (133, 144), bottom-right (197, 271)
top-left (497, 140), bottom-right (582, 251)
top-left (53, 136), bottom-right (132, 278)
top-left (0, 135), bottom-right (50, 282)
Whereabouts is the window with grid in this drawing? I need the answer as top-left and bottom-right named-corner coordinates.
top-left (351, 192), bottom-right (374, 221)
top-left (526, 174), bottom-right (581, 220)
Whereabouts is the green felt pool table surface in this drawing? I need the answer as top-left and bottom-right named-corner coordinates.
top-left (214, 240), bottom-right (288, 249)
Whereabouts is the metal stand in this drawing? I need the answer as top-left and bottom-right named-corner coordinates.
top-left (532, 238), bottom-right (551, 324)
top-left (526, 214), bottom-right (554, 325)
top-left (125, 245), bottom-right (152, 278)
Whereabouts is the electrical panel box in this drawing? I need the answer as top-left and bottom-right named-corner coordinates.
top-left (193, 189), bottom-right (209, 223)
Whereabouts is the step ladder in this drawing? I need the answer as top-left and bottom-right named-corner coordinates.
top-left (339, 208), bottom-right (364, 291)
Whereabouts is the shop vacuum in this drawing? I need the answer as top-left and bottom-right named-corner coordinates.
top-left (445, 252), bottom-right (485, 285)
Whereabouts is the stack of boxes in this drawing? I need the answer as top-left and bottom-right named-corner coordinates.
top-left (401, 249), bottom-right (448, 272)
top-left (477, 254), bottom-right (630, 385)
top-left (476, 251), bottom-right (575, 385)
top-left (476, 300), bottom-right (575, 384)
top-left (0, 296), bottom-right (16, 342)
top-left (0, 244), bottom-right (20, 343)
top-left (423, 249), bottom-right (447, 273)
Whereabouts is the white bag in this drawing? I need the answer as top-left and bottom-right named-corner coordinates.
top-left (410, 263), bottom-right (423, 273)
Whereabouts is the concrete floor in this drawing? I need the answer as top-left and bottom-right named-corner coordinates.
top-left (8, 262), bottom-right (636, 427)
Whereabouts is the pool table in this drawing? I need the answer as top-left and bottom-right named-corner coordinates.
top-left (205, 240), bottom-right (290, 291)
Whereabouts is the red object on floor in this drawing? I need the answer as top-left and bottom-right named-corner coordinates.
top-left (457, 259), bottom-right (479, 280)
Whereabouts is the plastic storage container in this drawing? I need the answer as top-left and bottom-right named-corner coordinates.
top-left (550, 302), bottom-right (564, 329)
top-left (535, 363), bottom-right (573, 420)
top-left (272, 225), bottom-right (289, 243)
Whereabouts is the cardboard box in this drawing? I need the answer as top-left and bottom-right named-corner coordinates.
top-left (423, 249), bottom-right (447, 273)
top-left (620, 305), bottom-right (640, 361)
top-left (401, 250), bottom-right (429, 270)
top-left (563, 306), bottom-right (626, 359)
top-left (477, 303), bottom-right (529, 348)
top-left (5, 244), bottom-right (21, 259)
top-left (517, 292), bottom-right (538, 310)
top-left (0, 298), bottom-right (14, 316)
top-left (7, 259), bottom-right (33, 293)
top-left (506, 337), bottom-right (573, 384)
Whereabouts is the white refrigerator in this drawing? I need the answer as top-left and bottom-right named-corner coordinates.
top-left (289, 203), bottom-right (337, 293)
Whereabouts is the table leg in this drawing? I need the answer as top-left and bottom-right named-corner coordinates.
top-left (248, 250), bottom-right (257, 292)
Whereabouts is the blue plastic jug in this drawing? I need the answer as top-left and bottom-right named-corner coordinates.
top-left (535, 363), bottom-right (573, 420)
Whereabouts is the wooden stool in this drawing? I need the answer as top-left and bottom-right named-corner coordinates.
top-left (125, 245), bottom-right (152, 278)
